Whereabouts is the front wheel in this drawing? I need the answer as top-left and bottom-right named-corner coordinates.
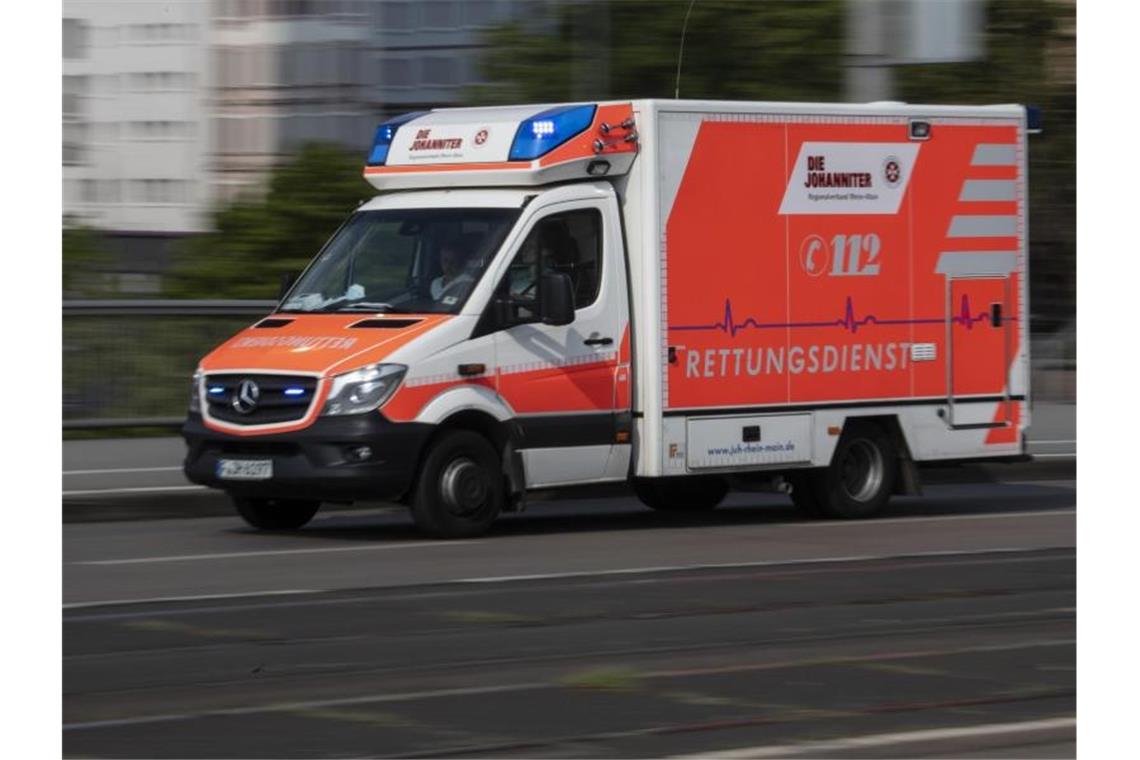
top-left (411, 430), bottom-right (503, 539)
top-left (232, 496), bottom-right (320, 530)
top-left (633, 476), bottom-right (729, 512)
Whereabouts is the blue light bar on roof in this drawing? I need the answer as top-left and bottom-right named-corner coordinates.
top-left (509, 104), bottom-right (597, 161)
top-left (367, 111), bottom-right (427, 166)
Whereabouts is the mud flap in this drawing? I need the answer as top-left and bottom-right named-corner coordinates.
top-left (502, 440), bottom-right (527, 512)
top-left (894, 455), bottom-right (923, 496)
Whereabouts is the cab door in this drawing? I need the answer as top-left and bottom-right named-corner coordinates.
top-left (488, 193), bottom-right (630, 487)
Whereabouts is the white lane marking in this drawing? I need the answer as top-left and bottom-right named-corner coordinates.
top-left (64, 589), bottom-right (319, 610)
top-left (64, 552), bottom-right (1073, 622)
top-left (64, 485), bottom-right (208, 496)
top-left (671, 716), bottom-right (1076, 759)
top-left (1028, 439), bottom-right (1076, 444)
top-left (799, 508), bottom-right (1074, 527)
top-left (63, 683), bottom-right (548, 732)
top-left (64, 466), bottom-right (184, 476)
top-left (1029, 453), bottom-right (1076, 459)
top-left (455, 541), bottom-right (1074, 585)
top-left (63, 538), bottom-right (1075, 612)
top-left (73, 540), bottom-right (483, 566)
top-left (64, 641), bottom-right (1075, 733)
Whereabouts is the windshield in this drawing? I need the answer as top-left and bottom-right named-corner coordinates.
top-left (279, 207), bottom-right (521, 314)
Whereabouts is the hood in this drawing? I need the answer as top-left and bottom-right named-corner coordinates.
top-left (199, 313), bottom-right (452, 376)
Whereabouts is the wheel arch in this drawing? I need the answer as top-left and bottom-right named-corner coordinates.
top-left (412, 407), bottom-right (526, 510)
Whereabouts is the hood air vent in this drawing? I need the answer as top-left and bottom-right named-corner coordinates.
top-left (350, 318), bottom-right (422, 329)
top-left (255, 318), bottom-right (293, 328)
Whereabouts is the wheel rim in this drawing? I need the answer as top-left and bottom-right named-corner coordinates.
top-left (839, 438), bottom-right (884, 502)
top-left (439, 456), bottom-right (490, 517)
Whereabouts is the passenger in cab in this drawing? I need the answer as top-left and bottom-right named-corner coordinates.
top-left (431, 240), bottom-right (476, 303)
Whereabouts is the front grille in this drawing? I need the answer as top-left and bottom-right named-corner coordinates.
top-left (205, 374), bottom-right (318, 425)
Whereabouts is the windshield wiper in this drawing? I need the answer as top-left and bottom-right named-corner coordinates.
top-left (330, 301), bottom-right (415, 313)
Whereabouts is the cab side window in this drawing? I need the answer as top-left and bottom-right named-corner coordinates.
top-left (499, 208), bottom-right (602, 317)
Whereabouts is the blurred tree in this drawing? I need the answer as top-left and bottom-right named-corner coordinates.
top-left (166, 143), bottom-right (371, 299)
top-left (468, 0), bottom-right (845, 104)
top-left (62, 220), bottom-right (112, 298)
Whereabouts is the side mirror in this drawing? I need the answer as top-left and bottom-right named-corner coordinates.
top-left (539, 272), bottom-right (575, 326)
top-left (492, 296), bottom-right (513, 328)
top-left (278, 271), bottom-right (299, 301)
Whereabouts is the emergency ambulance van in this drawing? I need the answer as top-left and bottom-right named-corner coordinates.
top-left (183, 99), bottom-right (1032, 537)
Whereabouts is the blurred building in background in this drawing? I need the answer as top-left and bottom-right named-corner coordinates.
top-left (63, 1), bottom-right (212, 292)
top-left (63, 0), bottom-right (530, 290)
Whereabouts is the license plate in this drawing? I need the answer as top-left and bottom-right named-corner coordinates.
top-left (216, 459), bottom-right (273, 481)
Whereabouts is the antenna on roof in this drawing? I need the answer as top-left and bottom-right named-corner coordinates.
top-left (674, 0), bottom-right (698, 99)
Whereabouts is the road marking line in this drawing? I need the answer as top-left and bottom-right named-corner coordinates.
top-left (64, 466), bottom-right (184, 476)
top-left (63, 543), bottom-right (1074, 614)
top-left (1028, 439), bottom-right (1076, 444)
top-left (799, 508), bottom-right (1074, 528)
top-left (1028, 453), bottom-right (1076, 459)
top-left (63, 642), bottom-right (1075, 733)
top-left (73, 540), bottom-right (483, 566)
top-left (64, 485), bottom-right (208, 496)
top-left (671, 716), bottom-right (1076, 759)
top-left (455, 542), bottom-right (1074, 584)
top-left (63, 683), bottom-right (548, 732)
top-left (63, 589), bottom-right (320, 610)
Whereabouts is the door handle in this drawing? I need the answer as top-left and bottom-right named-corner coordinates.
top-left (584, 336), bottom-right (613, 346)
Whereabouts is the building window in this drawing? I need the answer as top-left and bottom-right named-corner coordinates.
top-left (379, 57), bottom-right (413, 88)
top-left (63, 18), bottom-right (89, 59)
top-left (380, 2), bottom-right (413, 31)
top-left (422, 1), bottom-right (457, 29)
top-left (129, 179), bottom-right (189, 205)
top-left (422, 56), bottom-right (458, 86)
top-left (464, 1), bottom-right (496, 27)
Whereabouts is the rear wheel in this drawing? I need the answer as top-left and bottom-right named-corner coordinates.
top-left (813, 423), bottom-right (897, 519)
top-left (633, 476), bottom-right (729, 512)
top-left (411, 430), bottom-right (503, 539)
top-left (231, 496), bottom-right (320, 530)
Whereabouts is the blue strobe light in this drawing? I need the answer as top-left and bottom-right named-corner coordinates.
top-left (508, 104), bottom-right (597, 161)
top-left (367, 111), bottom-right (428, 166)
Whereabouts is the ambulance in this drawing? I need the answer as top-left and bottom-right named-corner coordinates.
top-left (182, 99), bottom-right (1032, 538)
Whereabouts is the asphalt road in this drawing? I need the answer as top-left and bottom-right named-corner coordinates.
top-left (63, 480), bottom-right (1075, 758)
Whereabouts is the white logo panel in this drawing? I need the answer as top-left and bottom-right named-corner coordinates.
top-left (779, 142), bottom-right (920, 215)
top-left (386, 120), bottom-right (518, 165)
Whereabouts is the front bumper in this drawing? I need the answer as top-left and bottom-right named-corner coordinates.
top-left (182, 413), bottom-right (433, 502)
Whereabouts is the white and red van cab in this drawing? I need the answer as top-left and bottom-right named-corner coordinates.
top-left (183, 99), bottom-right (1032, 537)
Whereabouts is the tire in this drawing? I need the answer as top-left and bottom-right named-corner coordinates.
top-left (814, 423), bottom-right (898, 519)
top-left (633, 476), bottom-right (729, 512)
top-left (232, 496), bottom-right (320, 530)
top-left (411, 430), bottom-right (503, 539)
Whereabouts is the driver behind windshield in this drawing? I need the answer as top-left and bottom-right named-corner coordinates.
top-left (431, 240), bottom-right (475, 303)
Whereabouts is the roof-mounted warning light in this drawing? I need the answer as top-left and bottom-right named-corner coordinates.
top-left (367, 111), bottom-right (427, 166)
top-left (508, 104), bottom-right (597, 161)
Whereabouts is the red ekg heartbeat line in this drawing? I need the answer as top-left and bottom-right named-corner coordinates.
top-left (670, 295), bottom-right (1001, 337)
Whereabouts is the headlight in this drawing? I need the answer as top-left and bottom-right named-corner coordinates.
top-left (189, 369), bottom-right (204, 413)
top-left (323, 364), bottom-right (406, 416)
